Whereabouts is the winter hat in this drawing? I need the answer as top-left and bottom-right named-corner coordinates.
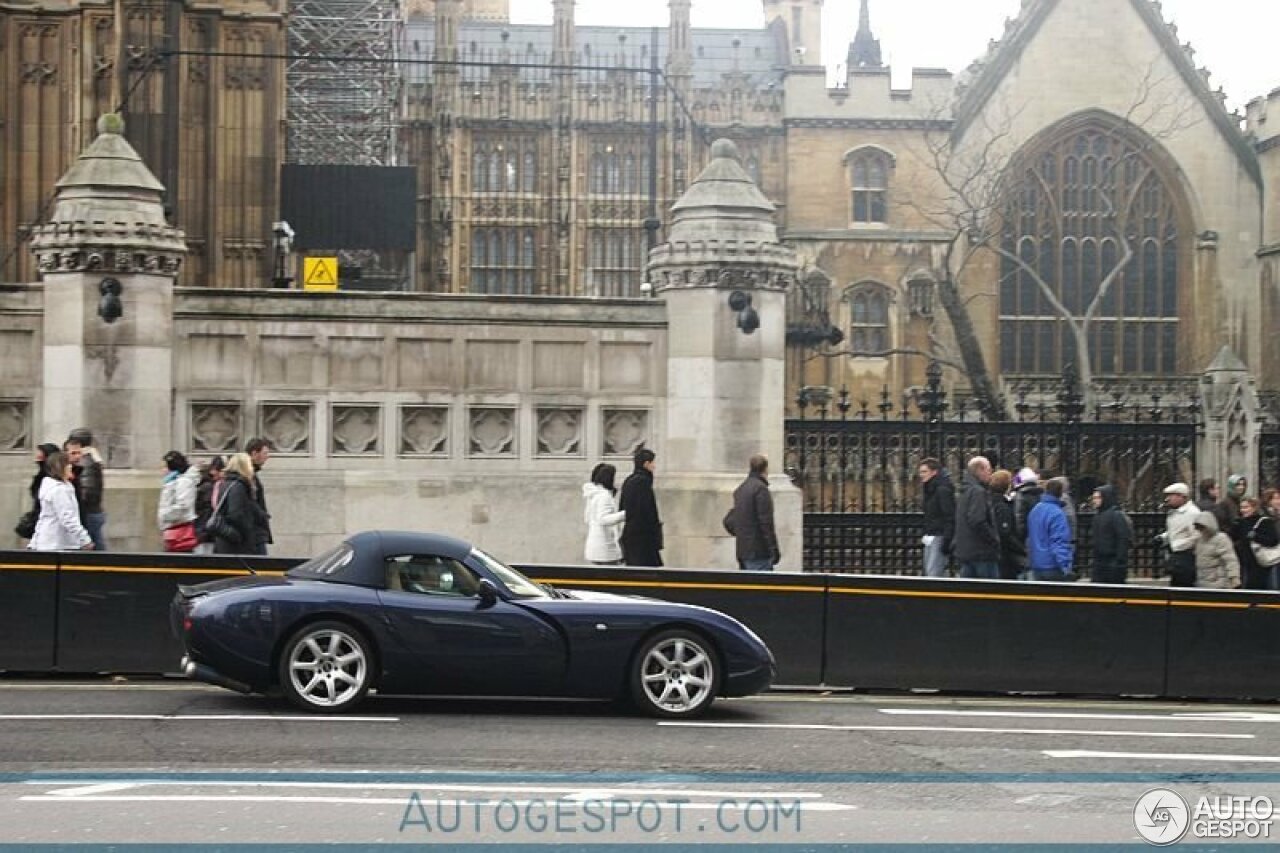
top-left (1162, 482), bottom-right (1191, 497)
top-left (1013, 467), bottom-right (1039, 488)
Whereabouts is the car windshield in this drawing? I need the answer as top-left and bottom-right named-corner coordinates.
top-left (288, 544), bottom-right (355, 578)
top-left (469, 548), bottom-right (547, 599)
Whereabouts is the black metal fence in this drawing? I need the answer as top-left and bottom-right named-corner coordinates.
top-left (787, 364), bottom-right (1200, 576)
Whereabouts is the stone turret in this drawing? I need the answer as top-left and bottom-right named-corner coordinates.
top-left (648, 138), bottom-right (801, 570)
top-left (30, 114), bottom-right (186, 548)
top-left (847, 0), bottom-right (883, 69)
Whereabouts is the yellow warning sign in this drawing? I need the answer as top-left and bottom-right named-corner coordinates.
top-left (303, 256), bottom-right (339, 291)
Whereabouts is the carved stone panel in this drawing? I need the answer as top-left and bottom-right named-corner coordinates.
top-left (329, 337), bottom-right (384, 389)
top-left (600, 342), bottom-right (653, 391)
top-left (259, 336), bottom-right (317, 387)
top-left (190, 402), bottom-right (241, 454)
top-left (332, 405), bottom-right (382, 455)
top-left (399, 405), bottom-right (449, 456)
top-left (259, 403), bottom-right (312, 455)
top-left (0, 331), bottom-right (36, 384)
top-left (396, 338), bottom-right (453, 389)
top-left (536, 408), bottom-right (583, 457)
top-left (468, 407), bottom-right (517, 457)
top-left (465, 341), bottom-right (520, 390)
top-left (602, 409), bottom-right (649, 457)
top-left (532, 342), bottom-right (586, 390)
top-left (184, 334), bottom-right (246, 387)
top-left (0, 400), bottom-right (31, 452)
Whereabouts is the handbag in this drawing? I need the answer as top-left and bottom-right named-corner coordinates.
top-left (203, 483), bottom-right (241, 545)
top-left (163, 521), bottom-right (199, 553)
top-left (14, 509), bottom-right (37, 540)
top-left (1249, 517), bottom-right (1280, 567)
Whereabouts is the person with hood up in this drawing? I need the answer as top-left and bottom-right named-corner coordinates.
top-left (1213, 473), bottom-right (1247, 531)
top-left (619, 448), bottom-right (663, 567)
top-left (16, 443), bottom-right (60, 541)
top-left (1026, 477), bottom-right (1075, 581)
top-left (1011, 467), bottom-right (1043, 543)
top-left (582, 463), bottom-right (626, 565)
top-left (918, 457), bottom-right (955, 578)
top-left (1089, 484), bottom-right (1132, 584)
top-left (1193, 511), bottom-right (1240, 589)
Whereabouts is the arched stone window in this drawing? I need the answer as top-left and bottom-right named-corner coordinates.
top-left (586, 229), bottom-right (644, 297)
top-left (472, 136), bottom-right (539, 194)
top-left (845, 147), bottom-right (893, 224)
top-left (845, 282), bottom-right (891, 354)
top-left (999, 113), bottom-right (1191, 376)
top-left (470, 227), bottom-right (538, 294)
top-left (589, 139), bottom-right (650, 195)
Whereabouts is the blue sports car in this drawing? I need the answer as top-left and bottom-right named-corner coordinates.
top-left (172, 531), bottom-right (775, 717)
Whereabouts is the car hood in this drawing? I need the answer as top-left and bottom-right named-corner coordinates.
top-left (557, 588), bottom-right (663, 604)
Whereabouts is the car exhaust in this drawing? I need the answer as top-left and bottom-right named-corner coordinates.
top-left (183, 657), bottom-right (253, 695)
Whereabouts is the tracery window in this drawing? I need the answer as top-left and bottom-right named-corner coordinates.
top-left (848, 150), bottom-right (890, 224)
top-left (470, 228), bottom-right (538, 295)
top-left (846, 283), bottom-right (890, 354)
top-left (472, 136), bottom-right (539, 194)
top-left (589, 139), bottom-right (651, 195)
top-left (586, 230), bottom-right (645, 297)
top-left (999, 116), bottom-right (1187, 376)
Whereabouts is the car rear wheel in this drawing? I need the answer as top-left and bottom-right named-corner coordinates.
top-left (630, 629), bottom-right (719, 718)
top-left (279, 621), bottom-right (371, 713)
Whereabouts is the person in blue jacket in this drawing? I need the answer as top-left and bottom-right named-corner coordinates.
top-left (1026, 478), bottom-right (1076, 581)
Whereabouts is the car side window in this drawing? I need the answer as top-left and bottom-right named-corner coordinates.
top-left (385, 554), bottom-right (479, 598)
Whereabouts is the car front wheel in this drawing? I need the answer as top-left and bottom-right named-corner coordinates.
top-left (630, 629), bottom-right (720, 718)
top-left (279, 621), bottom-right (372, 713)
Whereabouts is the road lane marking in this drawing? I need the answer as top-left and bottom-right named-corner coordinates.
top-left (0, 714), bottom-right (398, 722)
top-left (17, 794), bottom-right (855, 810)
top-left (1046, 750), bottom-right (1280, 763)
top-left (658, 721), bottom-right (1251, 739)
top-left (27, 780), bottom-right (825, 799)
top-left (879, 708), bottom-right (1280, 723)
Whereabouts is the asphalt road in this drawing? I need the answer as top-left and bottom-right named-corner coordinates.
top-left (3, 680), bottom-right (1280, 846)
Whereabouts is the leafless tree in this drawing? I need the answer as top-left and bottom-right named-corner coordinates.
top-left (899, 57), bottom-right (1202, 420)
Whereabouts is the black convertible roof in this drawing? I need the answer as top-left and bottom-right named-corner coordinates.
top-left (288, 530), bottom-right (477, 587)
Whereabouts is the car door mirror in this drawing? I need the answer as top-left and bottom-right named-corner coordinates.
top-left (476, 578), bottom-right (499, 607)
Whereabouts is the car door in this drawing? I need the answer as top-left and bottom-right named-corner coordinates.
top-left (375, 553), bottom-right (566, 696)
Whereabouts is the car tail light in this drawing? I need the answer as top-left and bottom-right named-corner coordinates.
top-left (183, 617), bottom-right (193, 633)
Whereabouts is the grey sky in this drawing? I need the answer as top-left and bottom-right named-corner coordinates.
top-left (509, 0), bottom-right (1277, 111)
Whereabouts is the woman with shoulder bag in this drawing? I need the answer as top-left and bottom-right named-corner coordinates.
top-left (210, 453), bottom-right (259, 555)
top-left (16, 443), bottom-right (60, 541)
top-left (157, 451), bottom-right (201, 553)
top-left (1252, 489), bottom-right (1280, 590)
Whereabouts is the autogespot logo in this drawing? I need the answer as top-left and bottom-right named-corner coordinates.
top-left (1135, 788), bottom-right (1191, 846)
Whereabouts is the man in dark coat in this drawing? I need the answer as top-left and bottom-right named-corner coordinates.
top-left (952, 455), bottom-right (1000, 579)
top-left (918, 458), bottom-right (955, 577)
top-left (724, 454), bottom-right (780, 571)
top-left (1089, 484), bottom-right (1132, 584)
top-left (245, 438), bottom-right (273, 555)
top-left (619, 448), bottom-right (663, 567)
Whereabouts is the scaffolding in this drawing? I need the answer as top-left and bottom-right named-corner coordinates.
top-left (285, 0), bottom-right (404, 166)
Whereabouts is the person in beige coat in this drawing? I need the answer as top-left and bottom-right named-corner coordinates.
top-left (1193, 511), bottom-right (1240, 589)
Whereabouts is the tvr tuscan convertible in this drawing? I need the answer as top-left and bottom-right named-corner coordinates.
top-left (172, 531), bottom-right (774, 717)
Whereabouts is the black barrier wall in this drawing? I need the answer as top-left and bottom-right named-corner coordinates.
top-left (3, 549), bottom-right (1280, 702)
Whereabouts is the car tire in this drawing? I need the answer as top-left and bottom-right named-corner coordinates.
top-left (630, 629), bottom-right (720, 718)
top-left (278, 621), bottom-right (372, 713)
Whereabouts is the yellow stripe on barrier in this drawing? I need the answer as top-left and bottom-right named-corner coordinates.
top-left (0, 562), bottom-right (1271, 610)
top-left (531, 577), bottom-right (822, 594)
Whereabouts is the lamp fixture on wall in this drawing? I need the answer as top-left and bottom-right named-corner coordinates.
top-left (728, 290), bottom-right (759, 334)
top-left (98, 277), bottom-right (123, 323)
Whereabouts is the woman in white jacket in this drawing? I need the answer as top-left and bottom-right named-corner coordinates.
top-left (157, 450), bottom-right (202, 551)
top-left (29, 451), bottom-right (93, 551)
top-left (582, 463), bottom-right (626, 565)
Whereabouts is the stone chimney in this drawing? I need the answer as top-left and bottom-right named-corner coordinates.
top-left (30, 113), bottom-right (185, 536)
top-left (647, 138), bottom-right (801, 570)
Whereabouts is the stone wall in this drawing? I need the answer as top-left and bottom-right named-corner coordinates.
top-left (2, 288), bottom-right (672, 563)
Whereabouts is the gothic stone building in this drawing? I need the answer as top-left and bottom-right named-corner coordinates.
top-left (1, 0), bottom-right (1277, 458)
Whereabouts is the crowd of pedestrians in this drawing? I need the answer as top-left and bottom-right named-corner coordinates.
top-left (916, 455), bottom-right (1280, 588)
top-left (15, 431), bottom-right (276, 557)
